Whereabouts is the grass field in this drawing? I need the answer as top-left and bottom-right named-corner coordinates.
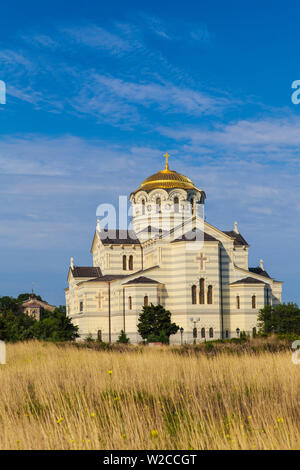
top-left (0, 340), bottom-right (299, 450)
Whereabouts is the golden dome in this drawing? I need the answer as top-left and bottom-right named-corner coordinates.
top-left (132, 153), bottom-right (201, 193)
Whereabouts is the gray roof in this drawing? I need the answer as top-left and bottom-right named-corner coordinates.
top-left (172, 228), bottom-right (218, 243)
top-left (223, 231), bottom-right (249, 246)
top-left (74, 264), bottom-right (160, 285)
top-left (230, 276), bottom-right (265, 285)
top-left (72, 266), bottom-right (102, 278)
top-left (249, 267), bottom-right (271, 278)
top-left (85, 274), bottom-right (127, 283)
top-left (100, 229), bottom-right (140, 245)
top-left (123, 276), bottom-right (161, 285)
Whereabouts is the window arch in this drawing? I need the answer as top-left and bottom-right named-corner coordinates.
top-left (141, 199), bottom-right (145, 215)
top-left (201, 327), bottom-right (205, 338)
top-left (122, 255), bottom-right (127, 270)
top-left (190, 197), bottom-right (197, 215)
top-left (128, 296), bottom-right (132, 310)
top-left (199, 278), bottom-right (205, 304)
top-left (236, 295), bottom-right (240, 309)
top-left (252, 295), bottom-right (256, 309)
top-left (144, 296), bottom-right (149, 306)
top-left (174, 196), bottom-right (179, 213)
top-left (209, 327), bottom-right (214, 338)
top-left (266, 288), bottom-right (270, 306)
top-left (207, 285), bottom-right (213, 304)
top-left (156, 197), bottom-right (161, 214)
top-left (191, 285), bottom-right (197, 304)
top-left (129, 255), bottom-right (133, 270)
top-left (190, 198), bottom-right (194, 215)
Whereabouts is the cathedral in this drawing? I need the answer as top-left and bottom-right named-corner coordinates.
top-left (65, 154), bottom-right (282, 344)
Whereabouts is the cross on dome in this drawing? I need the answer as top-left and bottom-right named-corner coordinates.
top-left (163, 152), bottom-right (170, 170)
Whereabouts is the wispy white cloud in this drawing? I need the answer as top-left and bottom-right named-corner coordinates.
top-left (8, 85), bottom-right (44, 105)
top-left (21, 34), bottom-right (59, 49)
top-left (62, 24), bottom-right (132, 55)
top-left (190, 26), bottom-right (210, 43)
top-left (0, 50), bottom-right (34, 71)
top-left (159, 115), bottom-right (300, 162)
top-left (0, 17), bottom-right (236, 126)
top-left (71, 73), bottom-right (232, 125)
top-left (138, 13), bottom-right (211, 44)
top-left (139, 14), bottom-right (171, 40)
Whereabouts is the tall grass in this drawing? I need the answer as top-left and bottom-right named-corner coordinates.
top-left (0, 341), bottom-right (299, 450)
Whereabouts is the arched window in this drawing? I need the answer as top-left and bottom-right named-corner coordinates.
top-left (191, 197), bottom-right (197, 215)
top-left (174, 196), bottom-right (179, 213)
top-left (156, 197), bottom-right (161, 214)
top-left (207, 285), bottom-right (213, 304)
top-left (123, 255), bottom-right (127, 270)
top-left (225, 330), bottom-right (229, 338)
top-left (144, 296), bottom-right (149, 306)
top-left (128, 296), bottom-right (132, 310)
top-left (141, 199), bottom-right (145, 215)
top-left (266, 288), bottom-right (270, 306)
top-left (236, 295), bottom-right (240, 309)
top-left (252, 295), bottom-right (256, 309)
top-left (209, 327), bottom-right (214, 338)
top-left (199, 278), bottom-right (205, 304)
top-left (129, 255), bottom-right (133, 270)
top-left (201, 327), bottom-right (205, 338)
top-left (190, 198), bottom-right (194, 215)
top-left (191, 285), bottom-right (197, 304)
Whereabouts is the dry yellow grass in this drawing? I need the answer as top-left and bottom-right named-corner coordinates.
top-left (0, 341), bottom-right (299, 450)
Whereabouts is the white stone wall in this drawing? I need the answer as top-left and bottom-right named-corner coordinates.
top-left (66, 215), bottom-right (282, 343)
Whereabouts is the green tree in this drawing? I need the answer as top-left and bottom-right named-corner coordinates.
top-left (17, 293), bottom-right (43, 303)
top-left (258, 303), bottom-right (300, 335)
top-left (0, 296), bottom-right (19, 313)
top-left (0, 310), bottom-right (36, 342)
top-left (117, 330), bottom-right (130, 344)
top-left (0, 294), bottom-right (78, 342)
top-left (137, 304), bottom-right (179, 344)
top-left (32, 308), bottom-right (79, 341)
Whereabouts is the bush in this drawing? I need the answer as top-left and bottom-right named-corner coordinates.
top-left (239, 331), bottom-right (249, 341)
top-left (204, 341), bottom-right (214, 352)
top-left (85, 333), bottom-right (95, 343)
top-left (117, 330), bottom-right (130, 344)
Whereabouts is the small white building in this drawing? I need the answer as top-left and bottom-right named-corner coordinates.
top-left (65, 156), bottom-right (282, 343)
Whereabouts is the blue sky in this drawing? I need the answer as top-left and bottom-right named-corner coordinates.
top-left (0, 0), bottom-right (300, 306)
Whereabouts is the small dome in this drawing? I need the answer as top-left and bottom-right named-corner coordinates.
top-left (138, 169), bottom-right (196, 191)
top-left (131, 153), bottom-right (201, 194)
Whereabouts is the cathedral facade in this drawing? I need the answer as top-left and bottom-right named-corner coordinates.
top-left (65, 155), bottom-right (282, 344)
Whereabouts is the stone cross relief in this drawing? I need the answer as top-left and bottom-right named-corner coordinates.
top-left (196, 252), bottom-right (209, 271)
top-left (0, 341), bottom-right (6, 365)
top-left (96, 292), bottom-right (105, 308)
